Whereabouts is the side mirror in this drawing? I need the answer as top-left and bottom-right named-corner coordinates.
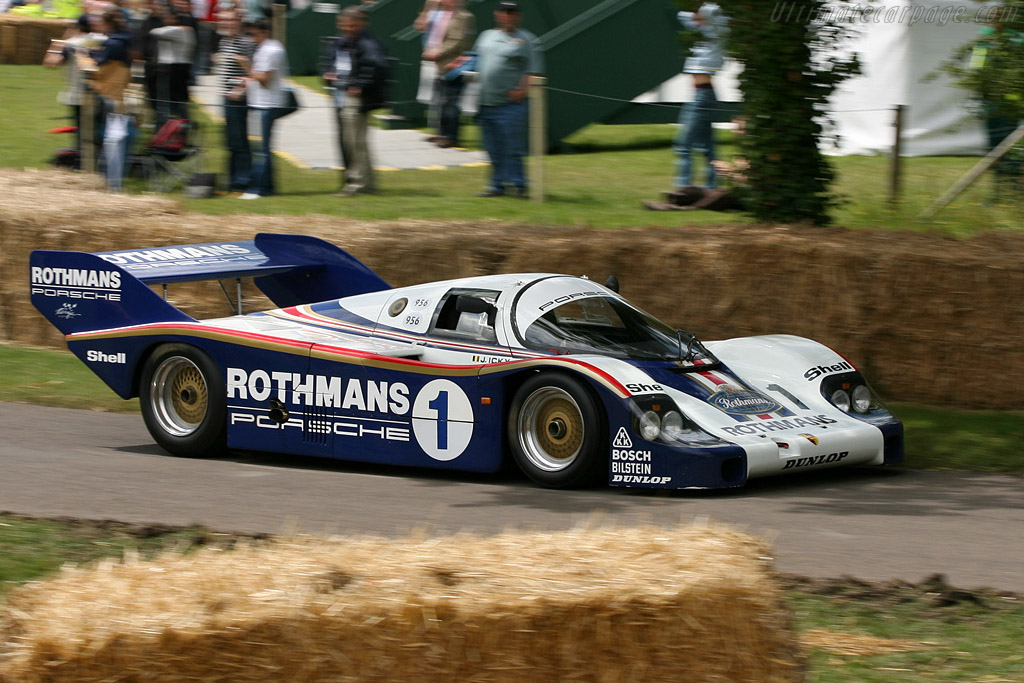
top-left (604, 275), bottom-right (620, 293)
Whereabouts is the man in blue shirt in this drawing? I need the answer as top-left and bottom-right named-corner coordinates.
top-left (472, 0), bottom-right (542, 198)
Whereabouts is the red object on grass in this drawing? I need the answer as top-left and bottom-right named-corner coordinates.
top-left (47, 126), bottom-right (78, 134)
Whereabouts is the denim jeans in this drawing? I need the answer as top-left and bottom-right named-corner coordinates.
top-left (477, 100), bottom-right (528, 193)
top-left (437, 76), bottom-right (465, 145)
top-left (673, 87), bottom-right (718, 188)
top-left (248, 107), bottom-right (283, 196)
top-left (103, 112), bottom-right (136, 192)
top-left (224, 95), bottom-right (251, 190)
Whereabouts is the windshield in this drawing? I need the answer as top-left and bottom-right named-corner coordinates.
top-left (521, 295), bottom-right (712, 362)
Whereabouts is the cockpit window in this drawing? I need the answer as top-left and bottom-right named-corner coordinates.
top-left (430, 288), bottom-right (500, 343)
top-left (522, 295), bottom-right (710, 361)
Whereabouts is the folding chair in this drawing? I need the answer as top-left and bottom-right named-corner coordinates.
top-left (139, 118), bottom-right (204, 192)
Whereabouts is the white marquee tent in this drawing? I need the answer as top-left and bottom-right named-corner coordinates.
top-left (639, 0), bottom-right (991, 156)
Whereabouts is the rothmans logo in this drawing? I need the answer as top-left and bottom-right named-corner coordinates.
top-left (99, 243), bottom-right (253, 265)
top-left (31, 267), bottom-right (121, 289)
top-left (707, 385), bottom-right (781, 416)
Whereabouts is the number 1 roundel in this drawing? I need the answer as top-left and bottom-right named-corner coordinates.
top-left (411, 379), bottom-right (474, 461)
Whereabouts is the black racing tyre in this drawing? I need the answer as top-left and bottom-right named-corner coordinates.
top-left (139, 343), bottom-right (226, 457)
top-left (508, 373), bottom-right (605, 488)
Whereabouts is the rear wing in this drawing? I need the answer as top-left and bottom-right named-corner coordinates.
top-left (30, 233), bottom-right (390, 335)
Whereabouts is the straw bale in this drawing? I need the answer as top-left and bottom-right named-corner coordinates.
top-left (0, 15), bottom-right (71, 64)
top-left (799, 629), bottom-right (929, 656)
top-left (0, 525), bottom-right (803, 682)
top-left (2, 168), bottom-right (1023, 408)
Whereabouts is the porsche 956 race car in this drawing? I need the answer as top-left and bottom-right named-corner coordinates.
top-left (30, 233), bottom-right (902, 490)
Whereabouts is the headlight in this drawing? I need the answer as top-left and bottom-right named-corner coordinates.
top-left (830, 388), bottom-right (851, 413)
top-left (661, 411), bottom-right (685, 440)
top-left (630, 394), bottom-right (727, 446)
top-left (820, 372), bottom-right (896, 426)
top-left (851, 385), bottom-right (872, 413)
top-left (639, 410), bottom-right (661, 440)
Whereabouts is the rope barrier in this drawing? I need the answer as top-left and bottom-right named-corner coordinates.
top-left (141, 82), bottom-right (907, 116)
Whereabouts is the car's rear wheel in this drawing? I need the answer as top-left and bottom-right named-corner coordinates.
top-left (140, 344), bottom-right (226, 457)
top-left (508, 373), bottom-right (604, 488)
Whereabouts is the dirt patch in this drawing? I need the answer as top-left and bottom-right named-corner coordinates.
top-left (0, 511), bottom-right (270, 548)
top-left (779, 573), bottom-right (1022, 613)
top-left (3, 169), bottom-right (1023, 408)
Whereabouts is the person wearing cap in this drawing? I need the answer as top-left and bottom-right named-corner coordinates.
top-left (472, 0), bottom-right (543, 198)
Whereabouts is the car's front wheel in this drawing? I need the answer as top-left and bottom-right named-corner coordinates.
top-left (508, 373), bottom-right (605, 488)
top-left (140, 343), bottom-right (226, 457)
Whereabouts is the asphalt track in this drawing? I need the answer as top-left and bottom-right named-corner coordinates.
top-left (2, 401), bottom-right (1022, 591)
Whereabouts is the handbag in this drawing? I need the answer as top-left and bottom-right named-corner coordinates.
top-left (279, 85), bottom-right (300, 117)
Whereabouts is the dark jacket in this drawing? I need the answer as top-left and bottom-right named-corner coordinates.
top-left (94, 29), bottom-right (134, 67)
top-left (320, 29), bottom-right (389, 113)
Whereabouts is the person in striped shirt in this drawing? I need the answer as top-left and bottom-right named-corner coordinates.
top-left (215, 8), bottom-right (254, 191)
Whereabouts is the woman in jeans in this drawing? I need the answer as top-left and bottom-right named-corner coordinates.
top-left (82, 9), bottom-right (135, 191)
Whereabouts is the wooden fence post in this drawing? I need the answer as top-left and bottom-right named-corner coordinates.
top-left (529, 74), bottom-right (546, 203)
top-left (889, 104), bottom-right (904, 206)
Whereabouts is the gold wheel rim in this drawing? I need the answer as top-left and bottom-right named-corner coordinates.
top-left (170, 364), bottom-right (208, 425)
top-left (518, 387), bottom-right (585, 472)
top-left (150, 356), bottom-right (209, 437)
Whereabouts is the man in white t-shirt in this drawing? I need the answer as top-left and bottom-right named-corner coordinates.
top-left (237, 18), bottom-right (288, 199)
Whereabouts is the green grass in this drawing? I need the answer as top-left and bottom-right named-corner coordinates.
top-left (0, 514), bottom-right (219, 594)
top-left (789, 585), bottom-right (1024, 681)
top-left (895, 404), bottom-right (1024, 474)
top-left (2, 65), bottom-right (1020, 233)
top-left (0, 342), bottom-right (138, 413)
top-left (1, 343), bottom-right (1020, 475)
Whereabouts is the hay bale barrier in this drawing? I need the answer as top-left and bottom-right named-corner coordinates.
top-left (3, 168), bottom-right (1023, 408)
top-left (0, 15), bottom-right (71, 64)
top-left (0, 525), bottom-right (803, 682)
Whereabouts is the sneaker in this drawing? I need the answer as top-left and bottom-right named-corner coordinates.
top-left (238, 192), bottom-right (261, 200)
top-left (476, 189), bottom-right (504, 197)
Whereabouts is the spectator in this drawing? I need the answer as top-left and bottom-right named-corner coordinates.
top-left (215, 8), bottom-right (254, 191)
top-left (150, 6), bottom-right (195, 125)
top-left (44, 15), bottom-right (96, 164)
top-left (83, 8), bottom-right (135, 190)
top-left (647, 116), bottom-right (747, 212)
top-left (192, 0), bottom-right (215, 75)
top-left (673, 3), bottom-right (728, 190)
top-left (135, 0), bottom-right (163, 123)
top-left (238, 18), bottom-right (288, 199)
top-left (170, 0), bottom-right (200, 81)
top-left (472, 0), bottom-right (542, 198)
top-left (415, 0), bottom-right (474, 148)
top-left (321, 6), bottom-right (389, 197)
top-left (413, 0), bottom-right (442, 131)
top-left (241, 0), bottom-right (264, 21)
top-left (644, 160), bottom-right (746, 212)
